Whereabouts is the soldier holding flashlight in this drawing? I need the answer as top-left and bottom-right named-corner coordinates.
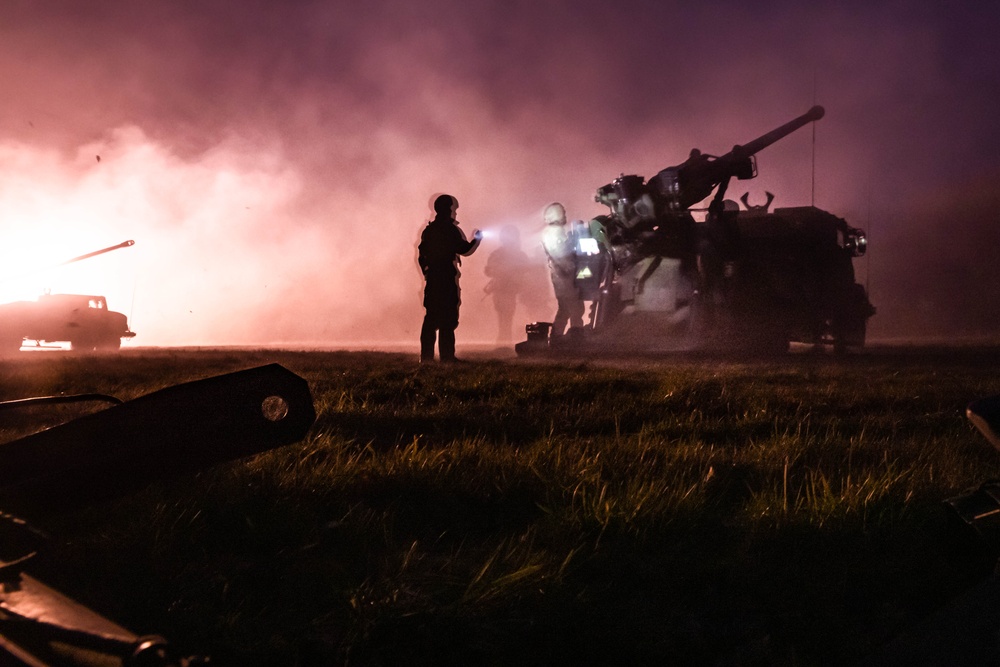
top-left (418, 194), bottom-right (482, 362)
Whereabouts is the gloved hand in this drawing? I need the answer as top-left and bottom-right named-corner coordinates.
top-left (473, 229), bottom-right (483, 241)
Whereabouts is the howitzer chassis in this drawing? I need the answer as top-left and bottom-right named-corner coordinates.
top-left (516, 107), bottom-right (875, 356)
top-left (666, 203), bottom-right (871, 353)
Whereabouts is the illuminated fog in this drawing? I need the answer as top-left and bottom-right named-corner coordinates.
top-left (1, 2), bottom-right (998, 347)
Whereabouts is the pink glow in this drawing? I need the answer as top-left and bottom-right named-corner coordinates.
top-left (0, 3), bottom-right (997, 346)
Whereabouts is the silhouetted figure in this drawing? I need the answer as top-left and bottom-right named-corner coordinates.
top-left (483, 225), bottom-right (530, 346)
top-left (418, 194), bottom-right (482, 362)
top-left (541, 202), bottom-right (584, 338)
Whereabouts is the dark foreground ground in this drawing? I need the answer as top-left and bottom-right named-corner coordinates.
top-left (3, 343), bottom-right (1000, 665)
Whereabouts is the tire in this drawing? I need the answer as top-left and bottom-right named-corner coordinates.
top-left (95, 336), bottom-right (122, 352)
top-left (739, 310), bottom-right (790, 356)
top-left (70, 337), bottom-right (96, 353)
top-left (833, 285), bottom-right (871, 352)
top-left (834, 318), bottom-right (866, 354)
top-left (752, 332), bottom-right (790, 355)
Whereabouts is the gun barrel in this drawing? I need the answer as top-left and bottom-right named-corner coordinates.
top-left (58, 240), bottom-right (135, 266)
top-left (734, 105), bottom-right (824, 157)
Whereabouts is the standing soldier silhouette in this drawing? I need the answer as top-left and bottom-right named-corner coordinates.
top-left (541, 202), bottom-right (584, 339)
top-left (418, 194), bottom-right (482, 362)
top-left (483, 224), bottom-right (530, 346)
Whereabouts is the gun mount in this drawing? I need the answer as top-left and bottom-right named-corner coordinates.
top-left (651, 104), bottom-right (825, 211)
top-left (0, 241), bottom-right (136, 355)
top-left (516, 106), bottom-right (875, 356)
top-left (593, 106), bottom-right (826, 241)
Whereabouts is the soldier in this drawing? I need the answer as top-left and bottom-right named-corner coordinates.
top-left (541, 202), bottom-right (584, 339)
top-left (483, 224), bottom-right (530, 346)
top-left (417, 194), bottom-right (482, 362)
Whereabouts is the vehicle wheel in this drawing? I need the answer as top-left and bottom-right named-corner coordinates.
top-left (95, 336), bottom-right (121, 352)
top-left (834, 318), bottom-right (866, 354)
top-left (758, 333), bottom-right (790, 355)
top-left (741, 314), bottom-right (790, 355)
top-left (70, 337), bottom-right (96, 353)
top-left (833, 284), bottom-right (872, 353)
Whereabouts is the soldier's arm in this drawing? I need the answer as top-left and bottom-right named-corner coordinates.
top-left (456, 226), bottom-right (482, 256)
top-left (417, 240), bottom-right (429, 274)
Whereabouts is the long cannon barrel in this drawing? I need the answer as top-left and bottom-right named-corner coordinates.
top-left (0, 240), bottom-right (136, 285)
top-left (58, 239), bottom-right (135, 266)
top-left (731, 105), bottom-right (825, 158)
top-left (650, 105), bottom-right (826, 209)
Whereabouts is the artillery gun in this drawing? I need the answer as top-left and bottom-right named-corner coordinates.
top-left (516, 106), bottom-right (875, 355)
top-left (0, 241), bottom-right (136, 354)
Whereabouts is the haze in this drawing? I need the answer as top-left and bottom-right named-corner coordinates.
top-left (1, 1), bottom-right (998, 347)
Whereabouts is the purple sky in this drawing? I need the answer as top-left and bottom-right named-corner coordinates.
top-left (1, 1), bottom-right (999, 346)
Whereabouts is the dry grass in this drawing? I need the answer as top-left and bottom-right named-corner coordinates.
top-left (3, 345), bottom-right (1000, 665)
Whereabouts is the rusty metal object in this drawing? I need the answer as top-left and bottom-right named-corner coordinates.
top-left (0, 364), bottom-right (316, 665)
top-left (0, 364), bottom-right (315, 515)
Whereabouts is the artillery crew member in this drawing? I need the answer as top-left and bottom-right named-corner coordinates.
top-left (418, 194), bottom-right (482, 363)
top-left (483, 224), bottom-right (530, 346)
top-left (541, 202), bottom-right (584, 339)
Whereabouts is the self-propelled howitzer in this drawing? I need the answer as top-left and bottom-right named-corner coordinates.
top-left (516, 106), bottom-right (875, 355)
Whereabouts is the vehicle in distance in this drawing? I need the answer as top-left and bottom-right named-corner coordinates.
top-left (0, 240), bottom-right (136, 354)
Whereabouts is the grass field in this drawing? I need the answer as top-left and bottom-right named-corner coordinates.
top-left (3, 345), bottom-right (1000, 665)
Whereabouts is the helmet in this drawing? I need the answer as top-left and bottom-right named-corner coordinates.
top-left (433, 194), bottom-right (457, 216)
top-left (544, 202), bottom-right (566, 225)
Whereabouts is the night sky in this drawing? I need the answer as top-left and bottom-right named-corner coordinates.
top-left (1, 1), bottom-right (999, 346)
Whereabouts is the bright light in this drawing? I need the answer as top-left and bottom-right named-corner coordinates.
top-left (0, 236), bottom-right (136, 306)
top-left (577, 237), bottom-right (600, 255)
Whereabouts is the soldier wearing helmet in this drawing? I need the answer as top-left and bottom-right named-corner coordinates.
top-left (541, 202), bottom-right (584, 339)
top-left (417, 194), bottom-right (482, 362)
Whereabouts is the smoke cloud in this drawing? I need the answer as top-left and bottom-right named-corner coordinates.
top-left (1, 1), bottom-right (998, 347)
